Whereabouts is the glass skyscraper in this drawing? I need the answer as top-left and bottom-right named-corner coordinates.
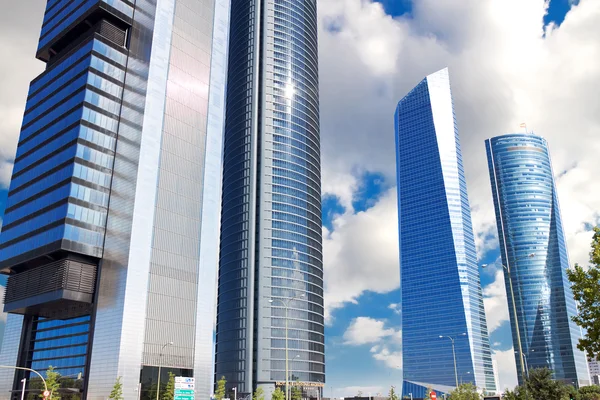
top-left (215, 0), bottom-right (324, 398)
top-left (395, 68), bottom-right (496, 393)
top-left (485, 133), bottom-right (589, 386)
top-left (0, 0), bottom-right (229, 398)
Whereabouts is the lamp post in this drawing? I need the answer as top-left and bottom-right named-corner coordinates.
top-left (0, 366), bottom-right (47, 395)
top-left (269, 293), bottom-right (305, 400)
top-left (156, 341), bottom-right (173, 400)
top-left (439, 333), bottom-right (466, 388)
top-left (20, 378), bottom-right (26, 400)
top-left (482, 253), bottom-right (534, 384)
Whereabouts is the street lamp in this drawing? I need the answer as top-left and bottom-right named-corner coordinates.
top-left (515, 349), bottom-right (534, 378)
top-left (156, 341), bottom-right (174, 400)
top-left (482, 253), bottom-right (534, 384)
top-left (269, 292), bottom-right (306, 400)
top-left (20, 378), bottom-right (26, 400)
top-left (439, 333), bottom-right (466, 388)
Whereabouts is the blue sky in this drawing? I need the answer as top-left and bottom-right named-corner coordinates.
top-left (0, 0), bottom-right (596, 396)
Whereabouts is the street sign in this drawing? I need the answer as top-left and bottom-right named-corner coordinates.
top-left (176, 383), bottom-right (195, 389)
top-left (430, 391), bottom-right (437, 400)
top-left (175, 377), bottom-right (195, 400)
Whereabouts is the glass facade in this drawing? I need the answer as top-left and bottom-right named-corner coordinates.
top-left (485, 134), bottom-right (589, 386)
top-left (0, 37), bottom-right (126, 268)
top-left (215, 0), bottom-right (324, 397)
top-left (0, 0), bottom-right (225, 399)
top-left (395, 68), bottom-right (496, 393)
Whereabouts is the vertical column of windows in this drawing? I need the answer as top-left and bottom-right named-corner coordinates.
top-left (264, 0), bottom-right (324, 384)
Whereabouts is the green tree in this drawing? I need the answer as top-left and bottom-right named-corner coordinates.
top-left (253, 387), bottom-right (265, 400)
top-left (215, 376), bottom-right (227, 400)
top-left (388, 386), bottom-right (399, 400)
top-left (448, 383), bottom-right (480, 400)
top-left (579, 385), bottom-right (600, 400)
top-left (272, 387), bottom-right (285, 400)
top-left (526, 368), bottom-right (568, 400)
top-left (40, 366), bottom-right (61, 400)
top-left (564, 384), bottom-right (580, 400)
top-left (108, 377), bottom-right (124, 400)
top-left (567, 227), bottom-right (600, 360)
top-left (502, 387), bottom-right (526, 400)
top-left (163, 372), bottom-right (175, 400)
top-left (291, 385), bottom-right (302, 400)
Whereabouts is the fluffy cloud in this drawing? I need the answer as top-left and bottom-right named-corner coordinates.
top-left (493, 347), bottom-right (519, 391)
top-left (483, 268), bottom-right (510, 333)
top-left (371, 346), bottom-right (403, 370)
top-left (343, 317), bottom-right (402, 369)
top-left (343, 316), bottom-right (399, 345)
top-left (319, 0), bottom-right (600, 319)
top-left (323, 189), bottom-right (400, 320)
top-left (388, 303), bottom-right (401, 315)
top-left (0, 1), bottom-right (45, 187)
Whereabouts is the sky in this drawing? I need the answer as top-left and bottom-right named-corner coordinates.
top-left (0, 0), bottom-right (598, 396)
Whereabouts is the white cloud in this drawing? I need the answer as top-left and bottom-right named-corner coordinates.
top-left (343, 317), bottom-right (397, 345)
top-left (493, 347), bottom-right (518, 392)
top-left (483, 269), bottom-right (510, 333)
top-left (319, 0), bottom-right (600, 324)
top-left (324, 189), bottom-right (400, 320)
top-left (388, 303), bottom-right (401, 315)
top-left (0, 2), bottom-right (45, 188)
top-left (343, 317), bottom-right (402, 369)
top-left (371, 346), bottom-right (403, 370)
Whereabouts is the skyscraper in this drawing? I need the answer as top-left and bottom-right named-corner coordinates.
top-left (214, 0), bottom-right (324, 398)
top-left (0, 0), bottom-right (229, 398)
top-left (485, 133), bottom-right (589, 386)
top-left (395, 68), bottom-right (496, 393)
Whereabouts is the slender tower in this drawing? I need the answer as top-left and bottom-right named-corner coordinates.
top-left (0, 0), bottom-right (228, 398)
top-left (395, 68), bottom-right (497, 393)
top-left (486, 133), bottom-right (589, 386)
top-left (215, 0), bottom-right (324, 398)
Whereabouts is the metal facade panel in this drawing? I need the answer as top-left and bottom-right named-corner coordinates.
top-left (86, 0), bottom-right (176, 398)
top-left (0, 315), bottom-right (24, 399)
top-left (193, 0), bottom-right (229, 395)
top-left (143, 0), bottom-right (216, 383)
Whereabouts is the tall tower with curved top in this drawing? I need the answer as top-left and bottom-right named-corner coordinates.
top-left (486, 133), bottom-right (589, 386)
top-left (215, 0), bottom-right (324, 397)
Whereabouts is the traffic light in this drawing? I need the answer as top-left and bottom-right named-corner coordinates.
top-left (570, 393), bottom-right (574, 400)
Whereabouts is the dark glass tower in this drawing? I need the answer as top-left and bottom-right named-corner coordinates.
top-left (215, 0), bottom-right (324, 398)
top-left (0, 0), bottom-right (228, 398)
top-left (486, 133), bottom-right (590, 386)
top-left (395, 68), bottom-right (496, 393)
